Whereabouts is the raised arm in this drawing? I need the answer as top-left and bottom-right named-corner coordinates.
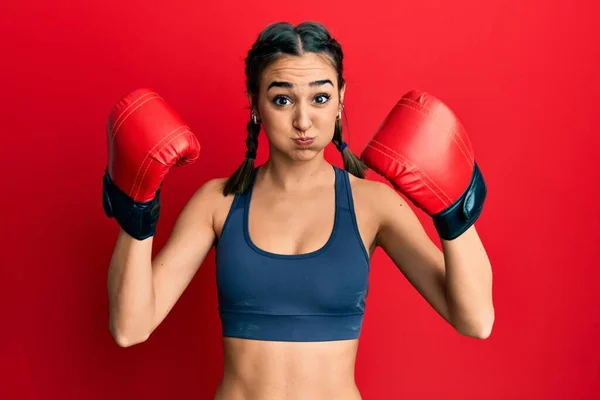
top-left (373, 183), bottom-right (493, 338)
top-left (107, 179), bottom-right (221, 347)
top-left (361, 90), bottom-right (494, 338)
top-left (101, 88), bottom-right (207, 347)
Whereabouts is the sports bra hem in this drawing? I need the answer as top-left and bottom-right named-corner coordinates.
top-left (219, 310), bottom-right (365, 342)
top-left (219, 309), bottom-right (365, 317)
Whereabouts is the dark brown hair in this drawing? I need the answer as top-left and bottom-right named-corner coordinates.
top-left (222, 21), bottom-right (367, 195)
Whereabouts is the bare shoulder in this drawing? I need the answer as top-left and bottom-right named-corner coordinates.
top-left (189, 176), bottom-right (230, 203)
top-left (346, 174), bottom-right (408, 253)
top-left (348, 174), bottom-right (409, 218)
top-left (187, 177), bottom-right (236, 236)
top-left (348, 173), bottom-right (421, 246)
top-left (175, 177), bottom-right (233, 228)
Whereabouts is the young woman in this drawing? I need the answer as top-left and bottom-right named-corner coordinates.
top-left (103, 21), bottom-right (494, 400)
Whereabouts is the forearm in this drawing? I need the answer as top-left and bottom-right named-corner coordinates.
top-left (107, 228), bottom-right (156, 346)
top-left (441, 225), bottom-right (494, 338)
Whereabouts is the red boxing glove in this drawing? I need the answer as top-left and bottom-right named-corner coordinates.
top-left (102, 88), bottom-right (201, 240)
top-left (360, 90), bottom-right (486, 240)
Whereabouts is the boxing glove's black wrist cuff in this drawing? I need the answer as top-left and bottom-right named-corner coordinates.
top-left (102, 169), bottom-right (160, 240)
top-left (432, 162), bottom-right (487, 241)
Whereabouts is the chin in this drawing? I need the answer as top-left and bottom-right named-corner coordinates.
top-left (289, 147), bottom-right (322, 161)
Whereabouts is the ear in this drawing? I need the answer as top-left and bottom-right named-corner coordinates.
top-left (339, 83), bottom-right (346, 104)
top-left (247, 92), bottom-right (257, 113)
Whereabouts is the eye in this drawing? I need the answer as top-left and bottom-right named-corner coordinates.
top-left (314, 94), bottom-right (331, 104)
top-left (273, 95), bottom-right (291, 107)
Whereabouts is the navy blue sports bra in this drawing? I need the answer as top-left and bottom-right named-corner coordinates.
top-left (215, 165), bottom-right (370, 342)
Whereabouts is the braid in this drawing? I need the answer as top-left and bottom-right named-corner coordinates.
top-left (222, 118), bottom-right (261, 195)
top-left (332, 117), bottom-right (367, 178)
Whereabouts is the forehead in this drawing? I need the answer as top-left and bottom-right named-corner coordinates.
top-left (261, 53), bottom-right (337, 88)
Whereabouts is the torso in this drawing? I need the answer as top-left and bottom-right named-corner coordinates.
top-left (214, 338), bottom-right (361, 400)
top-left (209, 164), bottom-right (382, 400)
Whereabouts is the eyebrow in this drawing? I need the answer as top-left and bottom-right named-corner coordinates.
top-left (267, 79), bottom-right (334, 91)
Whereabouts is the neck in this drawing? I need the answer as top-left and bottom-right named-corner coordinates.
top-left (260, 151), bottom-right (331, 191)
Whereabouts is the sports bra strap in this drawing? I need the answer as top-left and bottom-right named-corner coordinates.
top-left (334, 166), bottom-right (352, 211)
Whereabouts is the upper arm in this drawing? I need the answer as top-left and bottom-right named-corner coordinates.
top-left (149, 178), bottom-right (225, 331)
top-left (374, 183), bottom-right (452, 324)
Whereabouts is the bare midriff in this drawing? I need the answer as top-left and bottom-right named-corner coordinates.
top-left (213, 337), bottom-right (362, 400)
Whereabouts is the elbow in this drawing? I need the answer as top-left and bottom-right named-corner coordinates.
top-left (455, 312), bottom-right (495, 340)
top-left (461, 323), bottom-right (493, 340)
top-left (112, 331), bottom-right (150, 348)
top-left (109, 320), bottom-right (151, 348)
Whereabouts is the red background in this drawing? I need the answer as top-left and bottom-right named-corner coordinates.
top-left (1, 0), bottom-right (599, 399)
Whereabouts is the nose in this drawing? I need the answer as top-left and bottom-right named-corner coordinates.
top-left (292, 103), bottom-right (312, 133)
